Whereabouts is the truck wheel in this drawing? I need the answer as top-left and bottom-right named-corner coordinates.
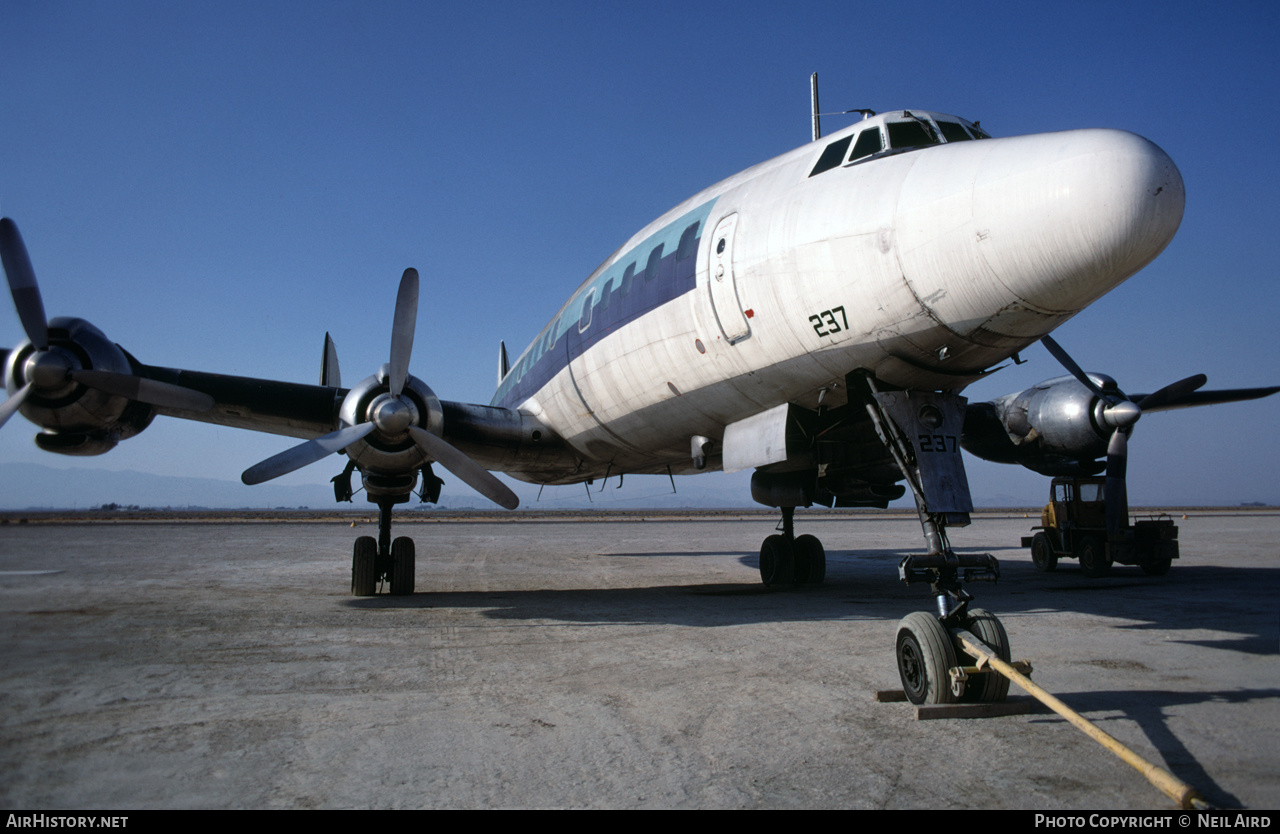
top-left (1077, 535), bottom-right (1111, 578)
top-left (1031, 533), bottom-right (1057, 572)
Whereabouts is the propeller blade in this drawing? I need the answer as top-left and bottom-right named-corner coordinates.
top-left (0, 218), bottom-right (48, 350)
top-left (321, 332), bottom-right (341, 388)
top-left (0, 383), bottom-right (32, 430)
top-left (70, 370), bottom-right (215, 412)
top-left (408, 425), bottom-right (519, 510)
top-left (1104, 428), bottom-right (1130, 537)
top-left (1135, 374), bottom-right (1207, 412)
top-left (388, 268), bottom-right (418, 397)
top-left (1040, 335), bottom-right (1117, 404)
top-left (242, 422), bottom-right (375, 485)
top-left (1132, 385), bottom-right (1280, 412)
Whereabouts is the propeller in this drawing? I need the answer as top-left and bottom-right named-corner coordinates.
top-left (0, 217), bottom-right (214, 430)
top-left (241, 268), bottom-right (519, 510)
top-left (1041, 335), bottom-right (1207, 535)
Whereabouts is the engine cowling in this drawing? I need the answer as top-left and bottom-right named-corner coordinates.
top-left (962, 374), bottom-right (1121, 475)
top-left (337, 363), bottom-right (444, 480)
top-left (3, 317), bottom-right (155, 455)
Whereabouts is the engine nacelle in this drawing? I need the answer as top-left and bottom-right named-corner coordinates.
top-left (962, 374), bottom-right (1120, 476)
top-left (3, 317), bottom-right (155, 455)
top-left (338, 363), bottom-right (444, 479)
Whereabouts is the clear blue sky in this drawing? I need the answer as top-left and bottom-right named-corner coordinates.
top-left (1, 0), bottom-right (1277, 506)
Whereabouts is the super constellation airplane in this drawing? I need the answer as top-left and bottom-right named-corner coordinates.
top-left (2, 107), bottom-right (1275, 706)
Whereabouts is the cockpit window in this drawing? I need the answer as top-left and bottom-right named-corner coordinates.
top-left (809, 135), bottom-right (853, 177)
top-left (886, 120), bottom-right (940, 150)
top-left (847, 127), bottom-right (882, 163)
top-left (936, 120), bottom-right (972, 143)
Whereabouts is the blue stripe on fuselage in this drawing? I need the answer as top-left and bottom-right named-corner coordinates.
top-left (491, 200), bottom-right (718, 410)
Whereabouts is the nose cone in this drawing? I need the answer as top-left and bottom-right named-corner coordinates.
top-left (892, 128), bottom-right (1184, 353)
top-left (974, 129), bottom-right (1185, 311)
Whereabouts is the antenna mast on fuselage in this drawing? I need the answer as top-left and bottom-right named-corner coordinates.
top-left (811, 72), bottom-right (821, 141)
top-left (810, 72), bottom-right (876, 141)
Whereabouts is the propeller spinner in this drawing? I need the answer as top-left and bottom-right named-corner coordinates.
top-left (241, 268), bottom-right (519, 511)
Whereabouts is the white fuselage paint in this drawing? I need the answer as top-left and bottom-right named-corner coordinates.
top-left (503, 112), bottom-right (1185, 482)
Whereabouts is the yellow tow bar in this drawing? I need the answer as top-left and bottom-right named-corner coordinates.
top-left (953, 628), bottom-right (1211, 810)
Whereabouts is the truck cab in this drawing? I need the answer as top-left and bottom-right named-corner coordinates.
top-left (1023, 476), bottom-right (1178, 577)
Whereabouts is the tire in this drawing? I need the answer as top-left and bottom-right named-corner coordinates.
top-left (390, 536), bottom-right (415, 596)
top-left (958, 608), bottom-right (1011, 703)
top-left (793, 534), bottom-right (826, 585)
top-left (759, 535), bottom-right (792, 586)
top-left (352, 536), bottom-right (378, 596)
top-left (1031, 533), bottom-right (1057, 573)
top-left (896, 611), bottom-right (958, 705)
top-left (1077, 535), bottom-right (1111, 578)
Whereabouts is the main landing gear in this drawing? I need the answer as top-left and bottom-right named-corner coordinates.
top-left (351, 494), bottom-right (417, 596)
top-left (759, 506), bottom-right (826, 586)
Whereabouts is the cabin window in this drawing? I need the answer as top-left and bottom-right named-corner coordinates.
top-left (546, 317), bottom-right (559, 350)
top-left (619, 262), bottom-right (636, 296)
top-left (847, 127), bottom-right (883, 163)
top-left (676, 222), bottom-right (699, 261)
top-left (599, 278), bottom-right (614, 313)
top-left (936, 120), bottom-right (972, 143)
top-left (886, 120), bottom-right (939, 150)
top-left (809, 135), bottom-right (853, 177)
top-left (577, 288), bottom-right (596, 332)
top-left (645, 244), bottom-right (664, 282)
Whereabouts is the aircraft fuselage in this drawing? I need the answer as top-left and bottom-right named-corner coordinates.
top-left (491, 111), bottom-right (1185, 483)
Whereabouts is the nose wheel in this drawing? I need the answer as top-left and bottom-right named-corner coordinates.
top-left (894, 607), bottom-right (1012, 705)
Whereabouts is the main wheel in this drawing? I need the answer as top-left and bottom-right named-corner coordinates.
top-left (759, 535), bottom-right (793, 587)
top-left (1031, 532), bottom-right (1057, 573)
top-left (793, 534), bottom-right (826, 584)
top-left (390, 536), bottom-right (415, 596)
top-left (958, 608), bottom-right (1011, 703)
top-left (1077, 535), bottom-right (1111, 578)
top-left (352, 536), bottom-right (378, 596)
top-left (896, 611), bottom-right (958, 705)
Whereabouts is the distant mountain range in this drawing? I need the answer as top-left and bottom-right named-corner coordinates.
top-left (0, 462), bottom-right (760, 511)
top-left (0, 463), bottom-right (1269, 511)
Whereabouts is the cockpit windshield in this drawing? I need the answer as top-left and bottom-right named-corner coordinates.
top-left (808, 110), bottom-right (988, 177)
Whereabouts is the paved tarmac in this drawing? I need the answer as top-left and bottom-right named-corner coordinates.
top-left (0, 511), bottom-right (1276, 809)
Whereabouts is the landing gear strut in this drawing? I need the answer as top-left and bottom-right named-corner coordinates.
top-left (351, 495), bottom-right (417, 596)
top-left (759, 506), bottom-right (826, 587)
top-left (850, 372), bottom-right (1009, 704)
top-left (347, 467), bottom-right (426, 597)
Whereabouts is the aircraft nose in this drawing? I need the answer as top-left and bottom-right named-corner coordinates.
top-left (971, 128), bottom-right (1185, 312)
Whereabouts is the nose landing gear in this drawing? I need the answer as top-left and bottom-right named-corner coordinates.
top-left (895, 604), bottom-right (1012, 705)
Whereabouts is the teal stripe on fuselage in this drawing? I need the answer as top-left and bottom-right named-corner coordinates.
top-left (491, 199), bottom-right (718, 410)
